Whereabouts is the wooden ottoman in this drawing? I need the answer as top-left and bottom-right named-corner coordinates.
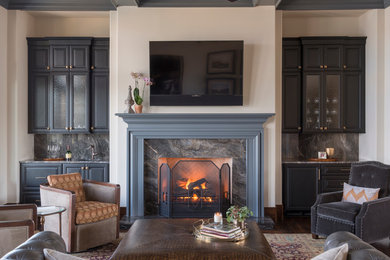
top-left (111, 219), bottom-right (276, 260)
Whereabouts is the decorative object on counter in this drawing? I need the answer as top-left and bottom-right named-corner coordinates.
top-left (125, 85), bottom-right (135, 114)
top-left (65, 145), bottom-right (72, 161)
top-left (318, 151), bottom-right (327, 159)
top-left (193, 218), bottom-right (249, 242)
top-left (226, 205), bottom-right (253, 229)
top-left (128, 72), bottom-right (153, 114)
top-left (326, 147), bottom-right (335, 159)
top-left (214, 212), bottom-right (223, 224)
top-left (47, 144), bottom-right (60, 158)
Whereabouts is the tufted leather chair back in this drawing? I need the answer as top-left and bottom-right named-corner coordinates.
top-left (349, 161), bottom-right (390, 198)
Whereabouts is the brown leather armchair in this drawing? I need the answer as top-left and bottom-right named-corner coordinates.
top-left (40, 173), bottom-right (120, 253)
top-left (0, 204), bottom-right (37, 257)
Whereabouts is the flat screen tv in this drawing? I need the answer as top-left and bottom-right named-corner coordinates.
top-left (149, 41), bottom-right (243, 106)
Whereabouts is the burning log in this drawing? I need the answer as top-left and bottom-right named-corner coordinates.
top-left (188, 178), bottom-right (208, 191)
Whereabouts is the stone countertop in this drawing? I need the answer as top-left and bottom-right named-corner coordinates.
top-left (20, 160), bottom-right (109, 164)
top-left (282, 159), bottom-right (360, 164)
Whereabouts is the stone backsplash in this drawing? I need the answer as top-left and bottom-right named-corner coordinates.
top-left (144, 139), bottom-right (246, 216)
top-left (283, 133), bottom-right (359, 161)
top-left (34, 134), bottom-right (109, 161)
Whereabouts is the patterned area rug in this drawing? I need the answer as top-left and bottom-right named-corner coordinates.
top-left (72, 233), bottom-right (324, 260)
top-left (264, 233), bottom-right (325, 260)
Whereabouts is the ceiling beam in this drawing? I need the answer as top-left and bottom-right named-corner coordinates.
top-left (7, 0), bottom-right (117, 11)
top-left (137, 0), bottom-right (254, 8)
top-left (277, 0), bottom-right (384, 10)
top-left (0, 0), bottom-right (9, 8)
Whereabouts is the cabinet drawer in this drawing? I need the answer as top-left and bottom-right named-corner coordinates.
top-left (320, 175), bottom-right (349, 193)
top-left (21, 163), bottom-right (62, 191)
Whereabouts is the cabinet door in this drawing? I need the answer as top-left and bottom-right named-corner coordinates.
top-left (91, 72), bottom-right (109, 133)
top-left (70, 45), bottom-right (90, 71)
top-left (344, 45), bottom-right (363, 71)
top-left (303, 72), bottom-right (322, 131)
top-left (85, 163), bottom-right (109, 182)
top-left (91, 43), bottom-right (109, 72)
top-left (29, 73), bottom-right (50, 133)
top-left (63, 163), bottom-right (86, 178)
top-left (323, 72), bottom-right (342, 131)
top-left (20, 163), bottom-right (62, 193)
top-left (343, 72), bottom-right (365, 132)
top-left (283, 165), bottom-right (319, 212)
top-left (283, 46), bottom-right (301, 71)
top-left (29, 46), bottom-right (50, 72)
top-left (303, 45), bottom-right (323, 70)
top-left (282, 72), bottom-right (301, 133)
top-left (323, 45), bottom-right (342, 70)
top-left (51, 46), bottom-right (69, 71)
top-left (50, 72), bottom-right (70, 132)
top-left (70, 72), bottom-right (90, 133)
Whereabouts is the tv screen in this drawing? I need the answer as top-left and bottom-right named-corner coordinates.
top-left (149, 41), bottom-right (243, 106)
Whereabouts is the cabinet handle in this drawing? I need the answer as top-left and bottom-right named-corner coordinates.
top-left (343, 65), bottom-right (347, 69)
top-left (69, 65), bottom-right (73, 69)
top-left (297, 126), bottom-right (302, 130)
top-left (298, 66), bottom-right (302, 70)
top-left (85, 166), bottom-right (89, 170)
top-left (36, 200), bottom-right (41, 202)
top-left (320, 126), bottom-right (324, 130)
top-left (65, 65), bottom-right (69, 69)
top-left (69, 127), bottom-right (73, 130)
top-left (324, 65), bottom-right (328, 69)
top-left (318, 169), bottom-right (321, 181)
top-left (90, 126), bottom-right (94, 130)
top-left (324, 126), bottom-right (328, 130)
top-left (46, 66), bottom-right (50, 70)
top-left (47, 127), bottom-right (50, 130)
top-left (343, 126), bottom-right (347, 130)
top-left (320, 65), bottom-right (324, 69)
top-left (81, 167), bottom-right (85, 170)
top-left (65, 127), bottom-right (69, 130)
top-left (91, 65), bottom-right (95, 70)
top-left (35, 176), bottom-right (47, 179)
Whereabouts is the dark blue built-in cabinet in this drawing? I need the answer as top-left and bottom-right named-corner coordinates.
top-left (28, 37), bottom-right (109, 134)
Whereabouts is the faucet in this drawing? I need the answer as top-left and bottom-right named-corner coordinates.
top-left (89, 145), bottom-right (99, 160)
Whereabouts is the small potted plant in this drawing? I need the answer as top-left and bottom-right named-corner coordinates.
top-left (130, 72), bottom-right (153, 114)
top-left (226, 206), bottom-right (253, 229)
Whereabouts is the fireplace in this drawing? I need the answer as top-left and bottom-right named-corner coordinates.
top-left (158, 158), bottom-right (232, 217)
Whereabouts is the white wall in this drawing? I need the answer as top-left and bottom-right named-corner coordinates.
top-left (384, 8), bottom-right (390, 164)
top-left (0, 6), bottom-right (9, 204)
top-left (110, 6), bottom-right (278, 207)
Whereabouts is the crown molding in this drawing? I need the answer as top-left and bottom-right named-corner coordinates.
top-left (0, 0), bottom-right (9, 8)
top-left (6, 0), bottom-right (116, 11)
top-left (277, 0), bottom-right (384, 10)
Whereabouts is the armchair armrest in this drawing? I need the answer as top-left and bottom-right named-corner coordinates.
top-left (0, 204), bottom-right (37, 225)
top-left (40, 184), bottom-right (76, 252)
top-left (83, 180), bottom-right (120, 205)
top-left (355, 196), bottom-right (390, 243)
top-left (0, 219), bottom-right (35, 236)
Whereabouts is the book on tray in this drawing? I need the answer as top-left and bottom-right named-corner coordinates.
top-left (200, 222), bottom-right (243, 239)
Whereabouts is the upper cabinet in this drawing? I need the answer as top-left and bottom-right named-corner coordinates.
top-left (282, 37), bottom-right (366, 133)
top-left (27, 37), bottom-right (109, 134)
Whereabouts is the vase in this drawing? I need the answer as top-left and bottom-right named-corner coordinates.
top-left (134, 104), bottom-right (143, 114)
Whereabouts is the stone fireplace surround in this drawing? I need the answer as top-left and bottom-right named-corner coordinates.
top-left (116, 113), bottom-right (274, 220)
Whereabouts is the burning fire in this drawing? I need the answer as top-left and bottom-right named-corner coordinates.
top-left (176, 178), bottom-right (213, 202)
top-left (177, 179), bottom-right (207, 190)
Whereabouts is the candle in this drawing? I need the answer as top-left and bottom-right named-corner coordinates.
top-left (214, 212), bottom-right (222, 224)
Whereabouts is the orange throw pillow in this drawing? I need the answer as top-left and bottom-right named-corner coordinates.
top-left (342, 183), bottom-right (379, 204)
top-left (48, 173), bottom-right (86, 202)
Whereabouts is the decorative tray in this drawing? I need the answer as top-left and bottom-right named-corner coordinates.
top-left (308, 158), bottom-right (338, 162)
top-left (193, 218), bottom-right (249, 242)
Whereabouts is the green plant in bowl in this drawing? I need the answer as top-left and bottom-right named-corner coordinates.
top-left (226, 206), bottom-right (253, 224)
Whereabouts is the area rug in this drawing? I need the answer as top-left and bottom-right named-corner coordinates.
top-left (264, 233), bottom-right (325, 260)
top-left (72, 233), bottom-right (324, 260)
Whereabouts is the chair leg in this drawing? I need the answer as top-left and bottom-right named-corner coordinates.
top-left (312, 234), bottom-right (319, 239)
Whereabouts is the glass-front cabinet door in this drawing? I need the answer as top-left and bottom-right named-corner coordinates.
top-left (50, 72), bottom-right (69, 132)
top-left (303, 73), bottom-right (322, 131)
top-left (324, 73), bottom-right (342, 131)
top-left (70, 72), bottom-right (90, 133)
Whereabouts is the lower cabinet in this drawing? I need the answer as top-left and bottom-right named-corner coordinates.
top-left (283, 163), bottom-right (351, 215)
top-left (20, 161), bottom-right (109, 205)
top-left (283, 165), bottom-right (319, 214)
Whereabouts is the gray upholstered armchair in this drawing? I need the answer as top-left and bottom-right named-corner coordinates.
top-left (0, 204), bottom-right (37, 257)
top-left (311, 161), bottom-right (390, 243)
top-left (40, 173), bottom-right (120, 253)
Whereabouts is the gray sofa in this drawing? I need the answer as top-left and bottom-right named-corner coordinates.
top-left (325, 231), bottom-right (390, 259)
top-left (1, 231), bottom-right (66, 259)
top-left (311, 161), bottom-right (390, 243)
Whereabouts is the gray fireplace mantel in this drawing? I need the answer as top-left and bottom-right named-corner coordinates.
top-left (116, 113), bottom-right (274, 218)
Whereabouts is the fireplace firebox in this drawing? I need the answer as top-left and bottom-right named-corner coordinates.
top-left (158, 158), bottom-right (232, 218)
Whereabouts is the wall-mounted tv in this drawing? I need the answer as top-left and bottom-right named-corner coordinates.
top-left (149, 41), bottom-right (243, 106)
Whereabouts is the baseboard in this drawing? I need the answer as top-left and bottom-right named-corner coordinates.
top-left (264, 204), bottom-right (283, 224)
